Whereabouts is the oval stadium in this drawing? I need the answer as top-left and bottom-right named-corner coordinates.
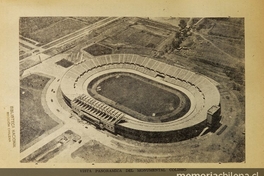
top-left (60, 54), bottom-right (221, 143)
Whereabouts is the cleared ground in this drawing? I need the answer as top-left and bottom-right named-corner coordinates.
top-left (97, 18), bottom-right (172, 57)
top-left (83, 44), bottom-right (112, 56)
top-left (70, 17), bottom-right (106, 25)
top-left (19, 17), bottom-right (88, 45)
top-left (88, 73), bottom-right (190, 122)
top-left (19, 17), bottom-right (65, 39)
top-left (21, 130), bottom-right (80, 163)
top-left (101, 27), bottom-right (165, 49)
top-left (55, 58), bottom-right (74, 68)
top-left (20, 74), bottom-right (59, 152)
top-left (71, 140), bottom-right (161, 163)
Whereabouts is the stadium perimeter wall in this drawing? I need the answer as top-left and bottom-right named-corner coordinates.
top-left (59, 54), bottom-right (221, 143)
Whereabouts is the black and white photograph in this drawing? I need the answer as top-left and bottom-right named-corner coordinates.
top-left (19, 17), bottom-right (245, 163)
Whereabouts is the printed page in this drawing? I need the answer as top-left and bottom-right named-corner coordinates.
top-left (0, 0), bottom-right (263, 169)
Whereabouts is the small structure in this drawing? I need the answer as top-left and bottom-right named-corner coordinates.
top-left (206, 105), bottom-right (221, 128)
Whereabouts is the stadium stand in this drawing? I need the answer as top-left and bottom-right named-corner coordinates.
top-left (60, 54), bottom-right (221, 143)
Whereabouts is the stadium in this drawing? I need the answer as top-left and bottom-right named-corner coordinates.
top-left (60, 54), bottom-right (221, 143)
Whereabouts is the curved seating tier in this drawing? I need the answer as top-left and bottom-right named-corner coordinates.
top-left (60, 54), bottom-right (221, 131)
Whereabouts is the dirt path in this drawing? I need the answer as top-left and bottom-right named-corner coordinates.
top-left (193, 31), bottom-right (238, 60)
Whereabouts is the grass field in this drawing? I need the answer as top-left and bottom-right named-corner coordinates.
top-left (71, 140), bottom-right (159, 163)
top-left (20, 18), bottom-right (88, 45)
top-left (70, 17), bottom-right (106, 25)
top-left (88, 73), bottom-right (190, 122)
top-left (204, 35), bottom-right (244, 59)
top-left (97, 18), bottom-right (171, 57)
top-left (20, 74), bottom-right (59, 152)
top-left (83, 44), bottom-right (112, 56)
top-left (113, 46), bottom-right (154, 56)
top-left (97, 75), bottom-right (179, 116)
top-left (56, 58), bottom-right (74, 68)
top-left (103, 27), bottom-right (165, 49)
top-left (193, 18), bottom-right (244, 60)
top-left (208, 19), bottom-right (244, 39)
top-left (20, 74), bottom-right (50, 90)
top-left (21, 130), bottom-right (80, 163)
top-left (175, 34), bottom-right (240, 67)
top-left (136, 18), bottom-right (178, 32)
top-left (19, 17), bottom-right (65, 38)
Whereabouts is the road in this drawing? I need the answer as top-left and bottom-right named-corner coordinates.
top-left (193, 17), bottom-right (205, 26)
top-left (19, 17), bottom-right (121, 64)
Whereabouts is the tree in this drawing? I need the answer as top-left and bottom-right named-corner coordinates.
top-left (179, 19), bottom-right (187, 29)
top-left (172, 38), bottom-right (181, 49)
top-left (174, 31), bottom-right (181, 38)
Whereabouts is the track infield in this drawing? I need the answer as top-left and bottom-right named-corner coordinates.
top-left (87, 72), bottom-right (191, 123)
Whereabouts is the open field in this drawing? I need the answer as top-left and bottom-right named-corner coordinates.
top-left (20, 18), bottom-right (89, 45)
top-left (21, 130), bottom-right (80, 163)
top-left (20, 74), bottom-right (59, 152)
top-left (113, 46), bottom-right (154, 56)
top-left (19, 53), bottom-right (32, 61)
top-left (20, 74), bottom-right (51, 90)
top-left (102, 27), bottom-right (165, 49)
top-left (70, 17), bottom-right (106, 25)
top-left (165, 18), bottom-right (245, 88)
top-left (207, 19), bottom-right (244, 38)
top-left (174, 34), bottom-right (241, 67)
top-left (194, 18), bottom-right (244, 59)
top-left (136, 17), bottom-right (179, 32)
top-left (55, 58), bottom-right (74, 68)
top-left (94, 74), bottom-right (180, 116)
top-left (83, 44), bottom-right (112, 56)
top-left (203, 34), bottom-right (244, 59)
top-left (19, 42), bottom-right (34, 50)
top-left (83, 18), bottom-right (130, 42)
top-left (19, 50), bottom-right (25, 55)
top-left (19, 36), bottom-right (39, 45)
top-left (27, 19), bottom-right (88, 45)
top-left (71, 140), bottom-right (161, 163)
top-left (37, 18), bottom-right (125, 60)
top-left (97, 18), bottom-right (171, 57)
top-left (154, 18), bottom-right (244, 69)
top-left (19, 17), bottom-right (65, 39)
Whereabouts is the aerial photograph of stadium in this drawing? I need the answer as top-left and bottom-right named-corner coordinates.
top-left (19, 17), bottom-right (245, 163)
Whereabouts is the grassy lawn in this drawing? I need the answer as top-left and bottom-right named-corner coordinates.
top-left (83, 44), bottom-right (112, 56)
top-left (21, 130), bottom-right (80, 163)
top-left (98, 74), bottom-right (180, 116)
top-left (20, 18), bottom-right (88, 45)
top-left (104, 27), bottom-right (164, 48)
top-left (55, 58), bottom-right (74, 68)
top-left (20, 74), bottom-right (59, 152)
top-left (71, 17), bottom-right (106, 25)
top-left (19, 17), bottom-right (65, 38)
top-left (88, 73), bottom-right (190, 122)
top-left (71, 140), bottom-right (160, 163)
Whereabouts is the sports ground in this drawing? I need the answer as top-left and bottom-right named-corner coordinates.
top-left (88, 72), bottom-right (190, 123)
